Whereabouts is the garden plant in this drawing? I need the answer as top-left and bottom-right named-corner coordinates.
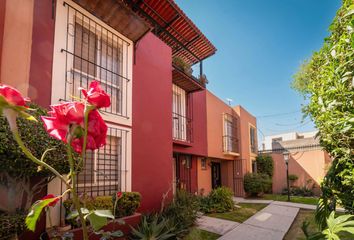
top-left (0, 81), bottom-right (121, 240)
top-left (291, 0), bottom-right (354, 229)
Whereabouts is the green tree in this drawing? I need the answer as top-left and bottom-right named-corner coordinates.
top-left (256, 154), bottom-right (274, 177)
top-left (291, 0), bottom-right (354, 226)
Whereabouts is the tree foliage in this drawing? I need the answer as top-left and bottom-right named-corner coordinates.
top-left (292, 0), bottom-right (354, 217)
top-left (256, 154), bottom-right (274, 177)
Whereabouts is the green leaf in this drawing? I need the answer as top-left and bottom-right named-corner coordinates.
top-left (66, 208), bottom-right (90, 220)
top-left (26, 198), bottom-right (59, 231)
top-left (92, 210), bottom-right (114, 219)
top-left (85, 210), bottom-right (113, 232)
top-left (111, 230), bottom-right (124, 237)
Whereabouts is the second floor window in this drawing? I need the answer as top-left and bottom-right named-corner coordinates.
top-left (223, 113), bottom-right (238, 153)
top-left (61, 4), bottom-right (131, 117)
top-left (250, 126), bottom-right (257, 153)
top-left (172, 84), bottom-right (192, 142)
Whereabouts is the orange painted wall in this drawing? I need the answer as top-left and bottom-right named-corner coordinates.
top-left (202, 91), bottom-right (258, 196)
top-left (271, 150), bottom-right (331, 195)
top-left (206, 91), bottom-right (239, 160)
top-left (234, 105), bottom-right (257, 175)
top-left (197, 157), bottom-right (212, 195)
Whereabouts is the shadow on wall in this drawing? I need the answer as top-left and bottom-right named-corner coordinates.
top-left (271, 152), bottom-right (326, 196)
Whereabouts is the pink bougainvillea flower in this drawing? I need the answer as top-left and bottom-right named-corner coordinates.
top-left (41, 194), bottom-right (60, 207)
top-left (0, 84), bottom-right (28, 107)
top-left (81, 81), bottom-right (111, 109)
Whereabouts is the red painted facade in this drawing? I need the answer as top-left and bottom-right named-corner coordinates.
top-left (0, 0), bottom-right (5, 79)
top-left (132, 32), bottom-right (174, 211)
top-left (173, 90), bottom-right (208, 156)
top-left (28, 0), bottom-right (55, 107)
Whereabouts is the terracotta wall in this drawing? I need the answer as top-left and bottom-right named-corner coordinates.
top-left (234, 105), bottom-right (257, 175)
top-left (197, 158), bottom-right (212, 195)
top-left (271, 150), bottom-right (331, 195)
top-left (206, 91), bottom-right (239, 160)
top-left (132, 32), bottom-right (173, 211)
top-left (173, 90), bottom-right (208, 157)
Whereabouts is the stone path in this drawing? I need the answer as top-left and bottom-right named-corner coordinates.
top-left (196, 216), bottom-right (240, 235)
top-left (218, 203), bottom-right (299, 240)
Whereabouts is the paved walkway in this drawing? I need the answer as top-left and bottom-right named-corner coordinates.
top-left (196, 216), bottom-right (240, 235)
top-left (218, 203), bottom-right (299, 240)
top-left (234, 197), bottom-right (345, 212)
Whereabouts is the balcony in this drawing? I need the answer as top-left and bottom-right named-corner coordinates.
top-left (223, 135), bottom-right (240, 156)
top-left (172, 63), bottom-right (206, 93)
top-left (173, 112), bottom-right (193, 145)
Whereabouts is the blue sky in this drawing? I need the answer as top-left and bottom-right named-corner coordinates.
top-left (175, 0), bottom-right (341, 142)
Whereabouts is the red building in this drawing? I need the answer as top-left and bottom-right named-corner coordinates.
top-left (0, 0), bottom-right (216, 229)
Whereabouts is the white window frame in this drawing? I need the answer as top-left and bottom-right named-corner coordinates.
top-left (52, 0), bottom-right (133, 126)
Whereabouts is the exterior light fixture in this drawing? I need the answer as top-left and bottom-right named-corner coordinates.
top-left (283, 150), bottom-right (290, 202)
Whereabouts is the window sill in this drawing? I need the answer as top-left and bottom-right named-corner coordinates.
top-left (223, 151), bottom-right (240, 156)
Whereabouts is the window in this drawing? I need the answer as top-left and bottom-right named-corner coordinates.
top-left (77, 127), bottom-right (128, 197)
top-left (250, 126), bottom-right (257, 154)
top-left (172, 84), bottom-right (191, 142)
top-left (223, 113), bottom-right (238, 153)
top-left (251, 160), bottom-right (257, 173)
top-left (61, 4), bottom-right (131, 117)
top-left (201, 158), bottom-right (207, 170)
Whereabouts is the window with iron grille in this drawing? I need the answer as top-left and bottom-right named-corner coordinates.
top-left (76, 127), bottom-right (129, 197)
top-left (61, 3), bottom-right (131, 118)
top-left (172, 84), bottom-right (192, 142)
top-left (223, 113), bottom-right (238, 153)
top-left (250, 126), bottom-right (257, 154)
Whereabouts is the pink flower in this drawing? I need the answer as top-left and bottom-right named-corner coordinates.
top-left (81, 81), bottom-right (110, 109)
top-left (41, 194), bottom-right (59, 207)
top-left (41, 102), bottom-right (107, 153)
top-left (116, 192), bottom-right (123, 199)
top-left (0, 84), bottom-right (28, 107)
top-left (41, 102), bottom-right (85, 143)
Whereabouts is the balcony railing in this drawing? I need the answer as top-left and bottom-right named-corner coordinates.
top-left (173, 112), bottom-right (193, 143)
top-left (223, 135), bottom-right (239, 154)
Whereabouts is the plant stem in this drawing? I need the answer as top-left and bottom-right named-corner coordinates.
top-left (67, 140), bottom-right (89, 240)
top-left (11, 124), bottom-right (71, 189)
top-left (76, 105), bottom-right (90, 171)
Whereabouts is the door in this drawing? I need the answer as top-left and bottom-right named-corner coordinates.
top-left (211, 162), bottom-right (221, 189)
top-left (233, 160), bottom-right (245, 196)
top-left (174, 154), bottom-right (192, 193)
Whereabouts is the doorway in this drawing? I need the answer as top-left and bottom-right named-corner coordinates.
top-left (211, 162), bottom-right (221, 189)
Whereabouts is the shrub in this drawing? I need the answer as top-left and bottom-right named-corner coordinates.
top-left (112, 192), bottom-right (141, 218)
top-left (256, 154), bottom-right (274, 177)
top-left (0, 103), bottom-right (71, 212)
top-left (244, 173), bottom-right (272, 196)
top-left (161, 190), bottom-right (199, 237)
top-left (64, 192), bottom-right (141, 219)
top-left (282, 186), bottom-right (314, 197)
top-left (289, 174), bottom-right (299, 181)
top-left (202, 187), bottom-right (234, 213)
top-left (0, 103), bottom-right (70, 177)
top-left (0, 212), bottom-right (26, 239)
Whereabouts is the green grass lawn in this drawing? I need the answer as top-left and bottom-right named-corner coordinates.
top-left (184, 228), bottom-right (220, 240)
top-left (207, 203), bottom-right (267, 223)
top-left (284, 209), bottom-right (354, 240)
top-left (262, 194), bottom-right (319, 205)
